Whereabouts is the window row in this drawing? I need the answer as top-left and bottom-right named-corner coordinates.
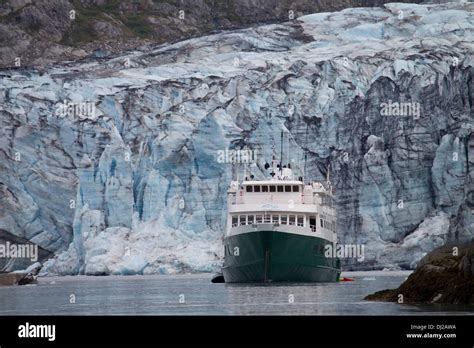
top-left (231, 214), bottom-right (317, 230)
top-left (320, 219), bottom-right (335, 231)
top-left (231, 214), bottom-right (335, 232)
top-left (245, 185), bottom-right (300, 193)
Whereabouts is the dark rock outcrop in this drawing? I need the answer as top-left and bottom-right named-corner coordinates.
top-left (0, 262), bottom-right (42, 286)
top-left (0, 0), bottom-right (422, 68)
top-left (0, 272), bottom-right (29, 286)
top-left (365, 241), bottom-right (474, 304)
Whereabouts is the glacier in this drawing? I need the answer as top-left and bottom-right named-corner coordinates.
top-left (0, 2), bottom-right (473, 275)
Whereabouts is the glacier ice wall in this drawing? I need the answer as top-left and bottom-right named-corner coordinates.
top-left (0, 2), bottom-right (473, 274)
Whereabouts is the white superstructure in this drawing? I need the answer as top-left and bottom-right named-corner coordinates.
top-left (226, 166), bottom-right (337, 243)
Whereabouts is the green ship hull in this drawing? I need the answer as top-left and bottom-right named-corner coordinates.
top-left (223, 230), bottom-right (341, 283)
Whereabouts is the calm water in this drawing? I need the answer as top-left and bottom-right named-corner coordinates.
top-left (0, 271), bottom-right (473, 315)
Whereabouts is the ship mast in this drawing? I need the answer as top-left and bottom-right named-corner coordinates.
top-left (303, 124), bottom-right (309, 184)
top-left (271, 139), bottom-right (276, 179)
top-left (279, 130), bottom-right (283, 180)
top-left (326, 162), bottom-right (333, 197)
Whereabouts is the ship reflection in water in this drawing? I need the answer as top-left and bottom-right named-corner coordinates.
top-left (0, 272), bottom-right (473, 315)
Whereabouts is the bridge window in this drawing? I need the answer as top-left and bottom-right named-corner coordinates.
top-left (248, 215), bottom-right (254, 224)
top-left (281, 215), bottom-right (287, 225)
top-left (285, 185), bottom-right (291, 192)
top-left (269, 186), bottom-right (276, 192)
top-left (320, 219), bottom-right (323, 228)
top-left (297, 215), bottom-right (304, 227)
top-left (277, 186), bottom-right (284, 192)
top-left (309, 216), bottom-right (316, 232)
top-left (254, 186), bottom-right (261, 192)
top-left (246, 186), bottom-right (252, 192)
top-left (256, 215), bottom-right (263, 223)
top-left (292, 185), bottom-right (299, 192)
top-left (232, 216), bottom-right (238, 227)
top-left (239, 215), bottom-right (246, 226)
top-left (262, 185), bottom-right (268, 192)
top-left (289, 215), bottom-right (296, 225)
top-left (272, 215), bottom-right (279, 223)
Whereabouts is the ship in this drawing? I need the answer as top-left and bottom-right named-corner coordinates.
top-left (222, 135), bottom-right (341, 283)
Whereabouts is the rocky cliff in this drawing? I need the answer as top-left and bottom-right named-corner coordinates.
top-left (0, 2), bottom-right (473, 275)
top-left (365, 241), bottom-right (474, 303)
top-left (0, 0), bottom-right (422, 68)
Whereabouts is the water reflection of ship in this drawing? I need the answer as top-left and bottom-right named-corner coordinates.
top-left (222, 283), bottom-right (328, 314)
